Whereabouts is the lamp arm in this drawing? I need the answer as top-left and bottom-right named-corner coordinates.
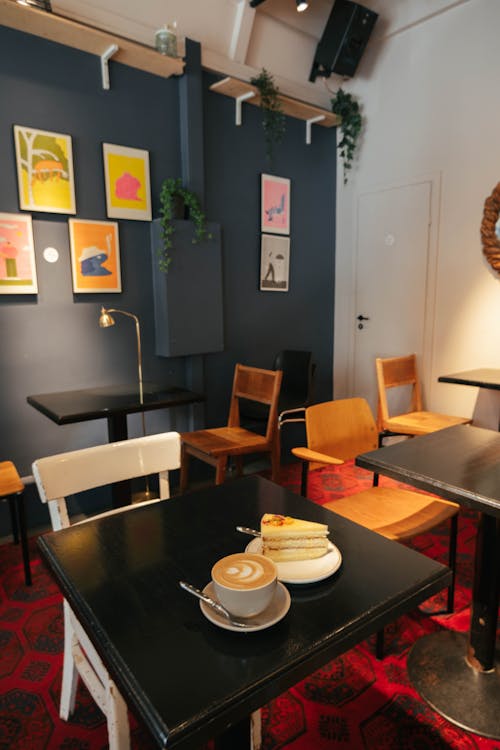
top-left (105, 308), bottom-right (143, 403)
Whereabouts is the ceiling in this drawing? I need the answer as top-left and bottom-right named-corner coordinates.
top-left (48, 0), bottom-right (386, 108)
top-left (43, 1), bottom-right (462, 109)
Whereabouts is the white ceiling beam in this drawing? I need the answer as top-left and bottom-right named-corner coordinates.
top-left (229, 0), bottom-right (256, 63)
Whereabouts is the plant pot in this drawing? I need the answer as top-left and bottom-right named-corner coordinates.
top-left (173, 195), bottom-right (190, 220)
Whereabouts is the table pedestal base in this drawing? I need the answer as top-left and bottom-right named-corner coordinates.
top-left (408, 631), bottom-right (500, 739)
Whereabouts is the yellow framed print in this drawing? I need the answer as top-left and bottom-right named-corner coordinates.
top-left (69, 218), bottom-right (121, 293)
top-left (14, 125), bottom-right (76, 214)
top-left (102, 143), bottom-right (152, 221)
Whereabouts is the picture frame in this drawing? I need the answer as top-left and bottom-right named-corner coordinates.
top-left (0, 212), bottom-right (38, 294)
top-left (260, 234), bottom-right (290, 292)
top-left (261, 174), bottom-right (290, 235)
top-left (13, 125), bottom-right (76, 214)
top-left (102, 143), bottom-right (152, 221)
top-left (69, 218), bottom-right (121, 293)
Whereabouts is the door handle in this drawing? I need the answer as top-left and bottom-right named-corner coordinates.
top-left (357, 314), bottom-right (370, 330)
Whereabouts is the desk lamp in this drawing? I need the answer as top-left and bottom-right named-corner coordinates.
top-left (98, 306), bottom-right (153, 501)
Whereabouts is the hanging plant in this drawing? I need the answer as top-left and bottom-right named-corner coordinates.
top-left (250, 68), bottom-right (286, 166)
top-left (331, 89), bottom-right (362, 184)
top-left (158, 178), bottom-right (212, 272)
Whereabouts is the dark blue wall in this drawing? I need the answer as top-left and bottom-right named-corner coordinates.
top-left (0, 25), bottom-right (336, 533)
top-left (203, 72), bottom-right (336, 424)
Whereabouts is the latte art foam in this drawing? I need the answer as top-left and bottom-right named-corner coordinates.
top-left (212, 553), bottom-right (276, 590)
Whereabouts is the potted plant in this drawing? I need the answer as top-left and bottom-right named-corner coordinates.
top-left (330, 89), bottom-right (362, 184)
top-left (250, 68), bottom-right (286, 166)
top-left (158, 178), bottom-right (212, 271)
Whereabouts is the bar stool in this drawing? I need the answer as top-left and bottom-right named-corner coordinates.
top-left (0, 461), bottom-right (31, 585)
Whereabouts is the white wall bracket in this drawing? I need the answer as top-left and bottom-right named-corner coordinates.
top-left (101, 44), bottom-right (119, 90)
top-left (306, 115), bottom-right (325, 145)
top-left (235, 90), bottom-right (255, 125)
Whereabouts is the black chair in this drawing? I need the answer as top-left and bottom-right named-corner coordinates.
top-left (240, 350), bottom-right (315, 427)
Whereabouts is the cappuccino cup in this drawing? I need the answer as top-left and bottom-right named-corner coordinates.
top-left (212, 552), bottom-right (277, 618)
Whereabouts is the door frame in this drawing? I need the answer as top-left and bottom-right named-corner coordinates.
top-left (334, 171), bottom-right (442, 405)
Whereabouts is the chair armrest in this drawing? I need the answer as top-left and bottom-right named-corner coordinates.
top-left (278, 407), bottom-right (306, 429)
top-left (291, 447), bottom-right (343, 466)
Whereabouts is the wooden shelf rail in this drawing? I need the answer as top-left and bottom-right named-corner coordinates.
top-left (1, 0), bottom-right (184, 84)
top-left (209, 76), bottom-right (339, 144)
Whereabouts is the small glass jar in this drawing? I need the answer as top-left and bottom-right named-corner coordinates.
top-left (155, 24), bottom-right (177, 57)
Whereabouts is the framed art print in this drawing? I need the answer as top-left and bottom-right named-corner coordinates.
top-left (14, 125), bottom-right (76, 214)
top-left (260, 234), bottom-right (290, 292)
top-left (0, 212), bottom-right (38, 294)
top-left (69, 218), bottom-right (121, 293)
top-left (103, 143), bottom-right (152, 221)
top-left (261, 174), bottom-right (290, 235)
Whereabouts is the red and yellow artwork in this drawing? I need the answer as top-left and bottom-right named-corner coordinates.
top-left (14, 125), bottom-right (76, 214)
top-left (69, 219), bottom-right (121, 293)
top-left (103, 143), bottom-right (151, 221)
top-left (0, 212), bottom-right (38, 294)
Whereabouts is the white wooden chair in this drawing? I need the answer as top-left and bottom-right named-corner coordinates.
top-left (33, 432), bottom-right (181, 750)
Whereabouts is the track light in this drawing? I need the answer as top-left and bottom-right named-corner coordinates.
top-left (296, 0), bottom-right (309, 10)
top-left (16, 0), bottom-right (52, 10)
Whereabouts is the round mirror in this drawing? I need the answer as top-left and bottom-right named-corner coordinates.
top-left (481, 182), bottom-right (500, 273)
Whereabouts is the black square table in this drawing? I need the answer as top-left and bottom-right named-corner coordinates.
top-left (27, 382), bottom-right (204, 506)
top-left (27, 382), bottom-right (204, 443)
top-left (356, 424), bottom-right (500, 738)
top-left (439, 368), bottom-right (500, 430)
top-left (37, 475), bottom-right (451, 749)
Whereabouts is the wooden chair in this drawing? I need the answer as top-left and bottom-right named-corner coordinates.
top-left (287, 398), bottom-right (458, 658)
top-left (180, 364), bottom-right (282, 491)
top-left (33, 432), bottom-right (181, 750)
top-left (376, 354), bottom-right (471, 440)
top-left (0, 461), bottom-right (31, 585)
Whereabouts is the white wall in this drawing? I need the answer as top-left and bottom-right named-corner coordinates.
top-left (334, 0), bottom-right (500, 419)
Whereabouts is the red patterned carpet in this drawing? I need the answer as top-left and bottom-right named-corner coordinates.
top-left (1, 460), bottom-right (499, 750)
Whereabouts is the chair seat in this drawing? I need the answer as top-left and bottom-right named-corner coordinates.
top-left (0, 461), bottom-right (24, 497)
top-left (325, 486), bottom-right (458, 542)
top-left (182, 427), bottom-right (270, 457)
top-left (382, 411), bottom-right (471, 436)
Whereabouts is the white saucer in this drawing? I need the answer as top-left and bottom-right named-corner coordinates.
top-left (245, 538), bottom-right (342, 584)
top-left (200, 581), bottom-right (291, 632)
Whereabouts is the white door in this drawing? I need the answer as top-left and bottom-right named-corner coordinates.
top-left (352, 180), bottom-right (433, 415)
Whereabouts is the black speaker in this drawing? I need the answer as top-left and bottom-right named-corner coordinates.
top-left (309, 0), bottom-right (378, 81)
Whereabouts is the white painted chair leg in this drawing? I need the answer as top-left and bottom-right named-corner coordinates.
top-left (59, 600), bottom-right (79, 720)
top-left (251, 709), bottom-right (262, 750)
top-left (106, 679), bottom-right (131, 750)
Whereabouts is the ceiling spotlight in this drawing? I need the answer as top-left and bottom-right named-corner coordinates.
top-left (296, 0), bottom-right (309, 10)
top-left (16, 0), bottom-right (52, 10)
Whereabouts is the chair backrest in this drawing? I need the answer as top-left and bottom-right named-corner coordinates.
top-left (33, 431), bottom-right (181, 531)
top-left (273, 350), bottom-right (314, 412)
top-left (305, 398), bottom-right (379, 469)
top-left (375, 354), bottom-right (423, 426)
top-left (228, 364), bottom-right (283, 442)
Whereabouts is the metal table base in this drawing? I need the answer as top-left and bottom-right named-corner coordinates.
top-left (408, 631), bottom-right (500, 739)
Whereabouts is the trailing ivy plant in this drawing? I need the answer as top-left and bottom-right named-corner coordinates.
top-left (330, 89), bottom-right (362, 184)
top-left (158, 178), bottom-right (212, 272)
top-left (250, 68), bottom-right (286, 167)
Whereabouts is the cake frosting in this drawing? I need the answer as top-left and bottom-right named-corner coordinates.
top-left (260, 513), bottom-right (329, 562)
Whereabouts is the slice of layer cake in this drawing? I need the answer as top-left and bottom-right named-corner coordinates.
top-left (260, 513), bottom-right (329, 562)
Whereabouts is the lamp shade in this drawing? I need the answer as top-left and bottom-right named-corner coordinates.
top-left (99, 307), bottom-right (115, 328)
